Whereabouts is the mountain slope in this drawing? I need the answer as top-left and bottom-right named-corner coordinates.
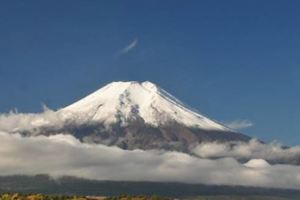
top-left (16, 81), bottom-right (250, 152)
top-left (61, 81), bottom-right (229, 131)
top-left (55, 81), bottom-right (250, 151)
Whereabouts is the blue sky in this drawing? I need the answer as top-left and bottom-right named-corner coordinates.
top-left (0, 0), bottom-right (299, 145)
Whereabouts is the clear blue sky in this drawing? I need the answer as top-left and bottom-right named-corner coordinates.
top-left (0, 1), bottom-right (299, 145)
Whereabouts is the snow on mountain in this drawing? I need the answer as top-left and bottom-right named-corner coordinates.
top-left (0, 81), bottom-right (250, 151)
top-left (61, 81), bottom-right (230, 131)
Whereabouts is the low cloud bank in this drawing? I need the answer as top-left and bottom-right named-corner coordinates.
top-left (192, 139), bottom-right (300, 164)
top-left (0, 108), bottom-right (86, 134)
top-left (1, 111), bottom-right (300, 165)
top-left (1, 110), bottom-right (300, 189)
top-left (1, 132), bottom-right (300, 190)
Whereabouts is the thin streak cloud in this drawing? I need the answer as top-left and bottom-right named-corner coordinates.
top-left (119, 39), bottom-right (138, 55)
top-left (224, 119), bottom-right (253, 130)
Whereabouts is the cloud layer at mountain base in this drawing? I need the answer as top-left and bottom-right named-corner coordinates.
top-left (0, 109), bottom-right (66, 133)
top-left (1, 110), bottom-right (300, 189)
top-left (1, 110), bottom-right (300, 164)
top-left (1, 131), bottom-right (300, 190)
top-left (0, 109), bottom-right (88, 134)
top-left (192, 139), bottom-right (300, 164)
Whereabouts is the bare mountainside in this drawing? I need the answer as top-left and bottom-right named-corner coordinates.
top-left (18, 81), bottom-right (250, 152)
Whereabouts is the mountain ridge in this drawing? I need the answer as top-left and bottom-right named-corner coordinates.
top-left (13, 81), bottom-right (251, 152)
top-left (60, 81), bottom-right (231, 131)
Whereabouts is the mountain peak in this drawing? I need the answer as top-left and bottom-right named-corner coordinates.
top-left (61, 81), bottom-right (229, 131)
top-left (105, 81), bottom-right (159, 93)
top-left (141, 81), bottom-right (159, 90)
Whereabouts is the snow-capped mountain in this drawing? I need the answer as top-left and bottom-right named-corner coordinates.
top-left (61, 81), bottom-right (229, 131)
top-left (17, 81), bottom-right (251, 152)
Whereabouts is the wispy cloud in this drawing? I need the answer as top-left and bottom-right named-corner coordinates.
top-left (224, 119), bottom-right (253, 130)
top-left (119, 39), bottom-right (138, 55)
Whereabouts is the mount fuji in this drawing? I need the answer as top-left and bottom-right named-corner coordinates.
top-left (19, 81), bottom-right (251, 152)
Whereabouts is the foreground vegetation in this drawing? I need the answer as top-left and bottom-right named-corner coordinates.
top-left (1, 193), bottom-right (300, 200)
top-left (0, 194), bottom-right (169, 200)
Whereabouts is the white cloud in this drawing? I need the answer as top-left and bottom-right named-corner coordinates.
top-left (244, 159), bottom-right (271, 168)
top-left (0, 132), bottom-right (300, 189)
top-left (224, 119), bottom-right (253, 130)
top-left (0, 109), bottom-right (62, 133)
top-left (192, 139), bottom-right (300, 164)
top-left (119, 39), bottom-right (138, 55)
top-left (0, 108), bottom-right (90, 134)
top-left (1, 110), bottom-right (300, 189)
